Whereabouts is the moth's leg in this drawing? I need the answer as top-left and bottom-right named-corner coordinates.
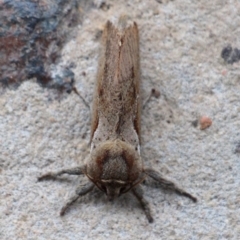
top-left (144, 168), bottom-right (197, 202)
top-left (72, 86), bottom-right (90, 109)
top-left (132, 185), bottom-right (153, 223)
top-left (60, 182), bottom-right (95, 216)
top-left (38, 165), bottom-right (86, 181)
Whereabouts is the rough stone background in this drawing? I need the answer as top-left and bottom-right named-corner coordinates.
top-left (1, 0), bottom-right (240, 239)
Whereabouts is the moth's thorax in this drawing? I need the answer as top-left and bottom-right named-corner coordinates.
top-left (91, 115), bottom-right (140, 154)
top-left (86, 139), bottom-right (144, 199)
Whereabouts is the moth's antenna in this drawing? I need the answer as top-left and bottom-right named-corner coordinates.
top-left (72, 86), bottom-right (90, 109)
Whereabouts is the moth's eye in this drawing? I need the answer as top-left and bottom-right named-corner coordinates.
top-left (96, 182), bottom-right (106, 192)
top-left (101, 185), bottom-right (107, 193)
top-left (120, 187), bottom-right (127, 194)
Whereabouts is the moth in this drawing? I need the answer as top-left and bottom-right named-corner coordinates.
top-left (38, 18), bottom-right (197, 223)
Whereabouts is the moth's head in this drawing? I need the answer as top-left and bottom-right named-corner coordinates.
top-left (86, 140), bottom-right (144, 200)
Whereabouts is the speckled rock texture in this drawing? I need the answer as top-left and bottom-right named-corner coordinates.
top-left (0, 0), bottom-right (240, 239)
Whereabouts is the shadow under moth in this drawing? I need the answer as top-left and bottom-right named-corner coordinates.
top-left (38, 18), bottom-right (197, 223)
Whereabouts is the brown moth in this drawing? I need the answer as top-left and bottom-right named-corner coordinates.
top-left (38, 18), bottom-right (197, 223)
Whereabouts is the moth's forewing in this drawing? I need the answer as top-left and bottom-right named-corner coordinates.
top-left (90, 21), bottom-right (141, 145)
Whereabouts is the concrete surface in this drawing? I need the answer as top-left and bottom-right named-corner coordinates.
top-left (0, 0), bottom-right (240, 239)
